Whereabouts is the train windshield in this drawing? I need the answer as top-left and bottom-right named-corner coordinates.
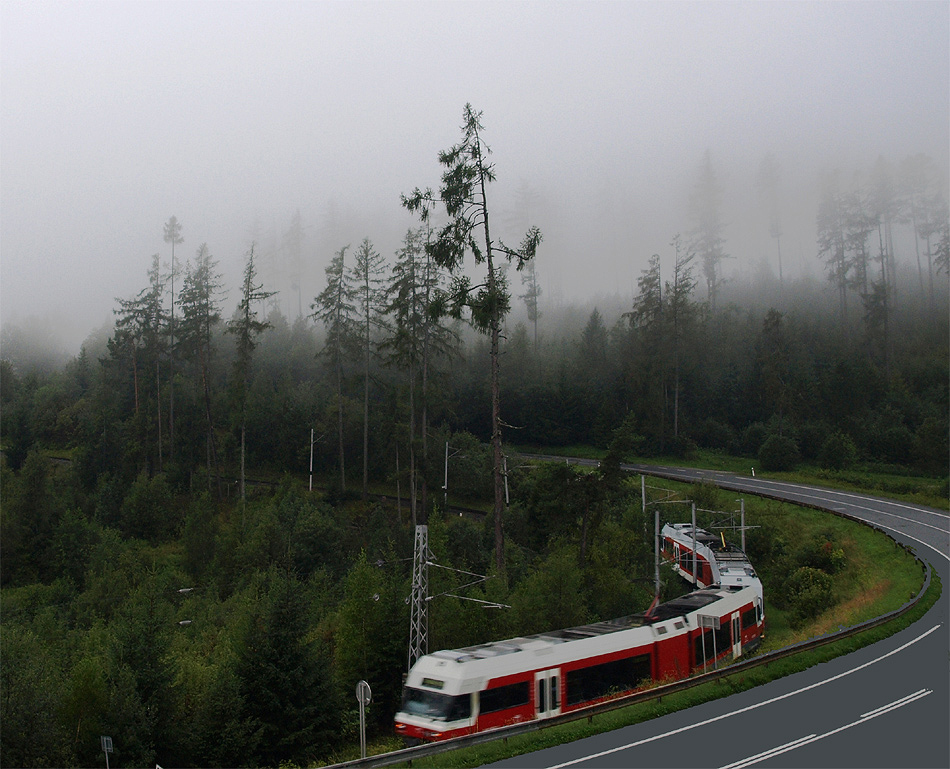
top-left (400, 687), bottom-right (471, 722)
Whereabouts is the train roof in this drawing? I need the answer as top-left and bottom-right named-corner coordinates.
top-left (427, 589), bottom-right (726, 664)
top-left (663, 522), bottom-right (721, 546)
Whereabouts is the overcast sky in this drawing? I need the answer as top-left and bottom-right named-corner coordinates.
top-left (2, 0), bottom-right (947, 352)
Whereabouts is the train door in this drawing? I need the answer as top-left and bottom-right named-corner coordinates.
top-left (534, 669), bottom-right (561, 720)
top-left (731, 612), bottom-right (741, 658)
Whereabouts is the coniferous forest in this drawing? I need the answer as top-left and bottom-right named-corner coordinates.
top-left (2, 113), bottom-right (948, 767)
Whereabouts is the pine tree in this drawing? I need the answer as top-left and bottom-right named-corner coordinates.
top-left (403, 104), bottom-right (541, 573)
top-left (350, 238), bottom-right (388, 503)
top-left (177, 244), bottom-right (224, 495)
top-left (688, 150), bottom-right (728, 310)
top-left (666, 234), bottom-right (697, 438)
top-left (382, 227), bottom-right (457, 523)
top-left (226, 244), bottom-right (276, 509)
top-left (163, 216), bottom-right (183, 461)
top-left (311, 246), bottom-right (357, 493)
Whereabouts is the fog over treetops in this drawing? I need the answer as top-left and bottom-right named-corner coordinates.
top-left (2, 1), bottom-right (947, 356)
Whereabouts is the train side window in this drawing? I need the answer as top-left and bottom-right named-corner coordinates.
top-left (446, 693), bottom-right (471, 721)
top-left (480, 681), bottom-right (530, 714)
top-left (742, 607), bottom-right (756, 629)
top-left (565, 653), bottom-right (651, 706)
top-left (552, 675), bottom-right (559, 710)
top-left (714, 620), bottom-right (730, 652)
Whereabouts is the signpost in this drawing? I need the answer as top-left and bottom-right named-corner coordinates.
top-left (100, 736), bottom-right (113, 769)
top-left (356, 680), bottom-right (372, 759)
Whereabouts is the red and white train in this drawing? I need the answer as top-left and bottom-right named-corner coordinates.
top-left (660, 522), bottom-right (761, 593)
top-left (394, 524), bottom-right (764, 743)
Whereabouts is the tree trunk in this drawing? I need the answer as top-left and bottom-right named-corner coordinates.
top-left (155, 357), bottom-right (163, 472)
top-left (337, 361), bottom-right (345, 493)
top-left (362, 335), bottom-right (369, 504)
top-left (478, 158), bottom-right (505, 574)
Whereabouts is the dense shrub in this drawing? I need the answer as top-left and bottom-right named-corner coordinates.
top-left (742, 422), bottom-right (768, 455)
top-left (758, 434), bottom-right (800, 471)
top-left (667, 434), bottom-right (698, 459)
top-left (914, 416), bottom-right (950, 474)
top-left (695, 418), bottom-right (738, 452)
top-left (819, 431), bottom-right (858, 470)
top-left (784, 566), bottom-right (835, 628)
top-left (796, 422), bottom-right (829, 460)
top-left (798, 535), bottom-right (846, 574)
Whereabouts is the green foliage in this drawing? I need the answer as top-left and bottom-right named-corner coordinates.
top-left (688, 481), bottom-right (722, 512)
top-left (819, 430), bottom-right (859, 470)
top-left (0, 624), bottom-right (73, 767)
top-left (784, 566), bottom-right (835, 628)
top-left (234, 570), bottom-right (340, 765)
top-left (51, 507), bottom-right (100, 587)
top-left (119, 471), bottom-right (177, 542)
top-left (758, 433), bottom-right (800, 471)
top-left (182, 492), bottom-right (217, 582)
top-left (333, 552), bottom-right (406, 733)
top-left (914, 415), bottom-right (950, 474)
top-left (509, 547), bottom-right (587, 635)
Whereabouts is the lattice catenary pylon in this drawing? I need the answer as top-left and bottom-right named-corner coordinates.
top-left (408, 524), bottom-right (430, 672)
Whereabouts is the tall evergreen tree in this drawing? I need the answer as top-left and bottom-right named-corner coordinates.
top-left (403, 103), bottom-right (541, 573)
top-left (688, 150), bottom-right (728, 310)
top-left (817, 170), bottom-right (851, 327)
top-left (519, 259), bottom-right (542, 351)
top-left (235, 572), bottom-right (339, 765)
top-left (383, 229), bottom-right (446, 523)
top-left (163, 216), bottom-right (183, 461)
top-left (177, 243), bottom-right (224, 495)
top-left (311, 245), bottom-right (357, 493)
top-left (899, 153), bottom-right (937, 298)
top-left (227, 244), bottom-right (276, 508)
top-left (625, 254), bottom-right (666, 450)
top-left (111, 255), bottom-right (168, 474)
top-left (666, 234), bottom-right (697, 438)
top-left (756, 153), bottom-right (784, 283)
top-left (350, 237), bottom-right (388, 503)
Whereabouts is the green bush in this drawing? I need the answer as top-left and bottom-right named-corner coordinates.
top-left (819, 431), bottom-right (858, 470)
top-left (758, 434), bottom-right (800, 471)
top-left (784, 565), bottom-right (835, 628)
top-left (742, 422), bottom-right (768, 455)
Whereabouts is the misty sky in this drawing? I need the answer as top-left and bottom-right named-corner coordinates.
top-left (2, 1), bottom-right (947, 352)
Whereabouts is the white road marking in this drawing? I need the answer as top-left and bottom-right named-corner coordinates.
top-left (718, 734), bottom-right (819, 769)
top-left (720, 689), bottom-right (933, 769)
top-left (544, 625), bottom-right (941, 769)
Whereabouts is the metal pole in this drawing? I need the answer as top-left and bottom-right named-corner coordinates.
top-left (692, 502), bottom-right (697, 585)
top-left (641, 475), bottom-right (646, 535)
top-left (503, 455), bottom-right (509, 505)
top-left (309, 428), bottom-right (314, 492)
top-left (740, 498), bottom-right (746, 552)
top-left (654, 505), bottom-right (660, 602)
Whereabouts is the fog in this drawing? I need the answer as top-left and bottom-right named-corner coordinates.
top-left (2, 1), bottom-right (947, 355)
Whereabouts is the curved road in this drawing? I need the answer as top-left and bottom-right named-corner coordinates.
top-left (491, 462), bottom-right (949, 768)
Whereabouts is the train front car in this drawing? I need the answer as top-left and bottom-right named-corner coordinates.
top-left (394, 654), bottom-right (478, 744)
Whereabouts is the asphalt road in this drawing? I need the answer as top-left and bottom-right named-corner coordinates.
top-left (489, 462), bottom-right (949, 769)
